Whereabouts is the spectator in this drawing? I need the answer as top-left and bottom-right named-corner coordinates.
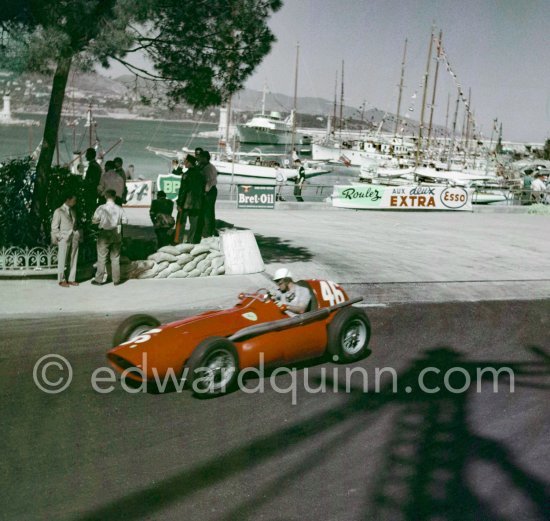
top-left (51, 193), bottom-right (81, 287)
top-left (84, 147), bottom-right (102, 219)
top-left (150, 190), bottom-right (175, 248)
top-left (275, 167), bottom-right (286, 201)
top-left (294, 166), bottom-right (306, 202)
top-left (98, 160), bottom-right (125, 205)
top-left (194, 147), bottom-right (204, 160)
top-left (198, 150), bottom-right (218, 237)
top-left (177, 154), bottom-right (205, 244)
top-left (91, 189), bottom-right (128, 286)
top-left (531, 171), bottom-right (549, 204)
top-left (125, 164), bottom-right (135, 180)
top-left (113, 157), bottom-right (128, 203)
top-left (171, 159), bottom-right (184, 176)
top-left (522, 170), bottom-right (533, 205)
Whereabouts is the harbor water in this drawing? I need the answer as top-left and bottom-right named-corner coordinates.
top-left (0, 113), bottom-right (357, 193)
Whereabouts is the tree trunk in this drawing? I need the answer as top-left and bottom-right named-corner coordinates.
top-left (30, 54), bottom-right (72, 243)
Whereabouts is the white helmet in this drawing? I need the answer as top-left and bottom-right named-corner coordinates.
top-left (273, 267), bottom-right (292, 281)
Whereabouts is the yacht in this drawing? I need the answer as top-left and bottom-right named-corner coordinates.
top-left (237, 110), bottom-right (311, 146)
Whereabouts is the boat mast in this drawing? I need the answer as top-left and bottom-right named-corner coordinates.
top-left (416, 27), bottom-right (434, 166)
top-left (226, 96), bottom-right (232, 147)
top-left (261, 82), bottom-right (267, 116)
top-left (464, 87), bottom-right (472, 166)
top-left (447, 89), bottom-right (461, 170)
top-left (339, 60), bottom-right (344, 140)
top-left (496, 122), bottom-right (503, 154)
top-left (290, 42), bottom-right (299, 155)
top-left (394, 38), bottom-right (408, 139)
top-left (332, 70), bottom-right (338, 137)
top-left (427, 30), bottom-right (442, 149)
top-left (444, 92), bottom-right (450, 139)
top-left (88, 104), bottom-right (93, 149)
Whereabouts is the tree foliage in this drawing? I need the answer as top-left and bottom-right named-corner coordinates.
top-left (0, 0), bottom-right (282, 243)
top-left (0, 158), bottom-right (85, 246)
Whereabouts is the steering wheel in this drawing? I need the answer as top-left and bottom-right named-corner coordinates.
top-left (238, 289), bottom-right (272, 303)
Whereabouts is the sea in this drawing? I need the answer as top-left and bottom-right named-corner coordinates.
top-left (0, 113), bottom-right (358, 190)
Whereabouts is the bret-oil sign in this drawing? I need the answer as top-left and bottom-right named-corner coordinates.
top-left (237, 185), bottom-right (276, 209)
top-left (331, 185), bottom-right (473, 211)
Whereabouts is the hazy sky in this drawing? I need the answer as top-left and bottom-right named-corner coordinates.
top-left (241, 0), bottom-right (550, 143)
top-left (102, 0), bottom-right (550, 143)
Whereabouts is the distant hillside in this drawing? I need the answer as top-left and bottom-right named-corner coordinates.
top-left (231, 88), bottom-right (364, 119)
top-left (1, 69), bottom-right (437, 135)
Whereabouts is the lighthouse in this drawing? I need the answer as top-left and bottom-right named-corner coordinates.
top-left (0, 94), bottom-right (12, 122)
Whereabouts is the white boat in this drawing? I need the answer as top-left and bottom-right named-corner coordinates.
top-left (146, 145), bottom-right (331, 185)
top-left (312, 136), bottom-right (414, 166)
top-left (356, 164), bottom-right (510, 204)
top-left (237, 111), bottom-right (311, 145)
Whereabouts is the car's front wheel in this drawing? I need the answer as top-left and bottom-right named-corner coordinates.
top-left (327, 307), bottom-right (371, 362)
top-left (186, 337), bottom-right (239, 396)
top-left (112, 314), bottom-right (161, 347)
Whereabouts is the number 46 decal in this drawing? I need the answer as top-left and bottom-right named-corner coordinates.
top-left (319, 281), bottom-right (345, 306)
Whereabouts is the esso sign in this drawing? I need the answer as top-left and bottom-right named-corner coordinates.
top-left (440, 187), bottom-right (468, 209)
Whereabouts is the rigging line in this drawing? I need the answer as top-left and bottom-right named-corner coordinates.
top-left (59, 125), bottom-right (71, 162)
top-left (77, 127), bottom-right (87, 152)
top-left (271, 92), bottom-right (291, 113)
top-left (184, 108), bottom-right (209, 149)
top-left (146, 119), bottom-right (164, 148)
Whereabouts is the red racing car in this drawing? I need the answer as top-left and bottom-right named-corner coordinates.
top-left (108, 279), bottom-right (371, 395)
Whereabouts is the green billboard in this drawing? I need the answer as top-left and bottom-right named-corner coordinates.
top-left (237, 185), bottom-right (276, 209)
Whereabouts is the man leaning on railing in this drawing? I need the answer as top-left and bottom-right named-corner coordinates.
top-left (531, 171), bottom-right (549, 204)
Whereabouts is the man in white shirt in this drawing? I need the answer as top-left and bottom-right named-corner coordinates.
top-left (198, 150), bottom-right (218, 237)
top-left (50, 193), bottom-right (80, 287)
top-left (531, 171), bottom-right (549, 204)
top-left (91, 189), bottom-right (128, 286)
top-left (272, 268), bottom-right (311, 316)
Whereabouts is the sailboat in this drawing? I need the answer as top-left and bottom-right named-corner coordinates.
top-left (147, 43), bottom-right (331, 185)
top-left (147, 143), bottom-right (330, 185)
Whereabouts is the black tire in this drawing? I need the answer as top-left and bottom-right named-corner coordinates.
top-left (327, 307), bottom-right (371, 362)
top-left (112, 314), bottom-right (161, 347)
top-left (186, 337), bottom-right (239, 396)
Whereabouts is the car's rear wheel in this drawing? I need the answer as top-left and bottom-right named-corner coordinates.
top-left (186, 337), bottom-right (239, 396)
top-left (327, 307), bottom-right (371, 362)
top-left (112, 314), bottom-right (161, 347)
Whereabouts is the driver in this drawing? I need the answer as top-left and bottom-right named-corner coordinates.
top-left (272, 268), bottom-right (311, 316)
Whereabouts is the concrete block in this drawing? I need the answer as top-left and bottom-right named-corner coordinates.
top-left (220, 230), bottom-right (264, 275)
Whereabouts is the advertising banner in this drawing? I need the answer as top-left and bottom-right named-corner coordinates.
top-left (156, 174), bottom-right (181, 201)
top-left (124, 180), bottom-right (153, 207)
top-left (332, 185), bottom-right (473, 211)
top-left (237, 185), bottom-right (276, 209)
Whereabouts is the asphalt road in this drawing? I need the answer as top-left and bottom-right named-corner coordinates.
top-left (1, 299), bottom-right (549, 521)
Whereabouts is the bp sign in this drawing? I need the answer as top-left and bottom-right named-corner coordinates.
top-left (237, 185), bottom-right (276, 209)
top-left (156, 174), bottom-right (181, 200)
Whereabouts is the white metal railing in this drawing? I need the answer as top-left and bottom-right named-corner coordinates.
top-left (0, 245), bottom-right (58, 273)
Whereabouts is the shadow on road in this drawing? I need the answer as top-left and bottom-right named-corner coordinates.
top-left (73, 346), bottom-right (550, 521)
top-left (217, 219), bottom-right (313, 263)
top-left (123, 220), bottom-right (314, 264)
